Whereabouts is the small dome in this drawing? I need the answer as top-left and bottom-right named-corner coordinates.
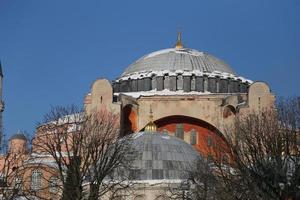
top-left (128, 132), bottom-right (200, 180)
top-left (121, 48), bottom-right (236, 77)
top-left (9, 133), bottom-right (27, 141)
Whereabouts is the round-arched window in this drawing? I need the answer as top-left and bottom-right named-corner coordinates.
top-left (31, 170), bottom-right (42, 191)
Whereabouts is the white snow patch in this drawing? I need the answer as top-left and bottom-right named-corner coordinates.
top-left (114, 89), bottom-right (212, 98)
top-left (116, 69), bottom-right (252, 84)
top-left (161, 135), bottom-right (170, 140)
top-left (144, 48), bottom-right (205, 59)
top-left (134, 179), bottom-right (183, 185)
top-left (132, 131), bottom-right (145, 139)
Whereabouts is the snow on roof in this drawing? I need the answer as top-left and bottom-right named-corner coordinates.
top-left (131, 131), bottom-right (145, 139)
top-left (114, 89), bottom-right (212, 98)
top-left (133, 179), bottom-right (183, 186)
top-left (116, 70), bottom-right (252, 84)
top-left (144, 48), bottom-right (205, 59)
top-left (121, 47), bottom-right (236, 76)
top-left (24, 154), bottom-right (60, 169)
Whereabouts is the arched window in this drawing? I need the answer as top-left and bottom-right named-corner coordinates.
top-left (190, 129), bottom-right (197, 145)
top-left (207, 135), bottom-right (213, 147)
top-left (31, 170), bottom-right (42, 191)
top-left (49, 176), bottom-right (58, 193)
top-left (175, 124), bottom-right (184, 139)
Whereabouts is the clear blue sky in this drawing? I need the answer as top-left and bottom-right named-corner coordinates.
top-left (0, 0), bottom-right (299, 138)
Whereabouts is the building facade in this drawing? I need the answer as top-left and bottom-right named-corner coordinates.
top-left (84, 34), bottom-right (275, 158)
top-left (0, 34), bottom-right (275, 199)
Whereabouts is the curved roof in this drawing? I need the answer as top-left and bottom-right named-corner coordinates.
top-left (9, 133), bottom-right (27, 141)
top-left (128, 131), bottom-right (200, 180)
top-left (121, 48), bottom-right (236, 77)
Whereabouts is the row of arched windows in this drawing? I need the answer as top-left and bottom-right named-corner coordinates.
top-left (30, 170), bottom-right (58, 193)
top-left (164, 124), bottom-right (198, 145)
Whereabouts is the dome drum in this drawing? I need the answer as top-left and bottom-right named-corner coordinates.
top-left (113, 74), bottom-right (250, 94)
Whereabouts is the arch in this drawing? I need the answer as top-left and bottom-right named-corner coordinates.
top-left (143, 115), bottom-right (230, 158)
top-left (223, 105), bottom-right (236, 118)
top-left (153, 115), bottom-right (223, 137)
top-left (122, 104), bottom-right (137, 135)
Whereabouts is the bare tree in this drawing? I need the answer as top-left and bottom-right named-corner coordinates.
top-left (34, 105), bottom-right (135, 200)
top-left (161, 158), bottom-right (233, 200)
top-left (217, 97), bottom-right (300, 200)
top-left (0, 150), bottom-right (27, 199)
top-left (164, 97), bottom-right (299, 200)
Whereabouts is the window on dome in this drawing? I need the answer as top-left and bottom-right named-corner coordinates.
top-left (177, 75), bottom-right (183, 90)
top-left (31, 170), bottom-right (42, 191)
top-left (207, 136), bottom-right (213, 147)
top-left (190, 129), bottom-right (197, 145)
top-left (175, 124), bottom-right (184, 140)
top-left (191, 76), bottom-right (196, 91)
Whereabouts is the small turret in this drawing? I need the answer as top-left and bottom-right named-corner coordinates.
top-left (9, 132), bottom-right (28, 155)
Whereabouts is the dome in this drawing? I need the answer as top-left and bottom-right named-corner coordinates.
top-left (128, 131), bottom-right (200, 180)
top-left (121, 48), bottom-right (236, 77)
top-left (9, 133), bottom-right (27, 141)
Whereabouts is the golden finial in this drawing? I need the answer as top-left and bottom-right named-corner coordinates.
top-left (145, 105), bottom-right (157, 132)
top-left (149, 105), bottom-right (153, 120)
top-left (175, 31), bottom-right (184, 49)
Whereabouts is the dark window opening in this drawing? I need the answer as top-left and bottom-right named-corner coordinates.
top-left (175, 124), bottom-right (184, 140)
top-left (190, 129), bottom-right (197, 145)
top-left (207, 136), bottom-right (213, 147)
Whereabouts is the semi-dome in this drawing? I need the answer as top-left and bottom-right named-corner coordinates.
top-left (121, 48), bottom-right (236, 77)
top-left (128, 131), bottom-right (200, 180)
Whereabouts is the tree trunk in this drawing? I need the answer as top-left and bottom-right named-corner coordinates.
top-left (88, 183), bottom-right (100, 200)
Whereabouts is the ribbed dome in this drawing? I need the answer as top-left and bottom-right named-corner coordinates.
top-left (128, 132), bottom-right (200, 180)
top-left (121, 48), bottom-right (236, 77)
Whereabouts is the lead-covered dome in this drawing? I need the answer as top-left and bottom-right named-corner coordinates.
top-left (121, 48), bottom-right (236, 77)
top-left (113, 34), bottom-right (252, 95)
top-left (128, 131), bottom-right (200, 180)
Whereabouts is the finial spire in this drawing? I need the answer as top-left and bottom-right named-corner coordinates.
top-left (149, 105), bottom-right (153, 121)
top-left (175, 31), bottom-right (184, 49)
top-left (145, 105), bottom-right (157, 132)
